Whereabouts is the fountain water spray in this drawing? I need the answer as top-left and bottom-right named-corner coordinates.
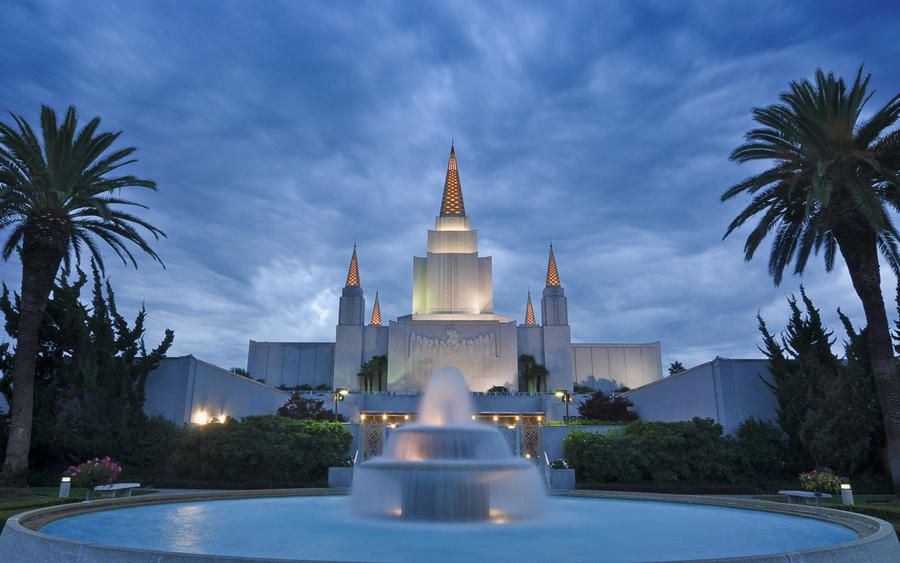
top-left (352, 366), bottom-right (546, 522)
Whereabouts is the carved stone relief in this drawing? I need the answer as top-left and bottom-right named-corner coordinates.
top-left (408, 329), bottom-right (496, 359)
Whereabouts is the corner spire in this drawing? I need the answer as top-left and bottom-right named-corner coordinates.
top-left (546, 245), bottom-right (560, 287)
top-left (370, 291), bottom-right (382, 325)
top-left (345, 244), bottom-right (360, 287)
top-left (439, 144), bottom-right (465, 216)
top-left (524, 291), bottom-right (536, 326)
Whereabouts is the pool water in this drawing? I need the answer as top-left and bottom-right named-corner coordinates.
top-left (41, 496), bottom-right (858, 562)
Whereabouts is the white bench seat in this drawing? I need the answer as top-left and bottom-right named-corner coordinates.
top-left (94, 483), bottom-right (141, 498)
top-left (777, 490), bottom-right (832, 505)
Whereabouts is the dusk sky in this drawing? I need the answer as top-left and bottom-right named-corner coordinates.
top-left (2, 1), bottom-right (900, 374)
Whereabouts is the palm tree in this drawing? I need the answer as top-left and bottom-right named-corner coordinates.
top-left (358, 355), bottom-right (387, 392)
top-left (0, 106), bottom-right (163, 490)
top-left (518, 354), bottom-right (548, 392)
top-left (722, 66), bottom-right (900, 492)
top-left (668, 361), bottom-right (685, 376)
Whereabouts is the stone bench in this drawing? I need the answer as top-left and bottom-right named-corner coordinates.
top-left (94, 483), bottom-right (141, 498)
top-left (777, 490), bottom-right (832, 505)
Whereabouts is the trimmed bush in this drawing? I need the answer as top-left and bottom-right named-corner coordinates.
top-left (563, 416), bottom-right (801, 487)
top-left (172, 415), bottom-right (352, 486)
top-left (733, 417), bottom-right (795, 484)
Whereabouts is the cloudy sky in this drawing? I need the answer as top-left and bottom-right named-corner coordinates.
top-left (2, 1), bottom-right (900, 374)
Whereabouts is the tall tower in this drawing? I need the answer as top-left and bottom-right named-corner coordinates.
top-left (338, 244), bottom-right (365, 326)
top-left (388, 144), bottom-right (517, 392)
top-left (541, 245), bottom-right (568, 326)
top-left (334, 244), bottom-right (367, 389)
top-left (412, 145), bottom-right (493, 315)
top-left (538, 244), bottom-right (573, 393)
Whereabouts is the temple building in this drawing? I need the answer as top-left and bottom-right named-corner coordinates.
top-left (142, 147), bottom-right (776, 438)
top-left (247, 146), bottom-right (663, 394)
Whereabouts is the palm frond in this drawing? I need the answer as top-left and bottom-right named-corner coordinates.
top-left (0, 104), bottom-right (163, 272)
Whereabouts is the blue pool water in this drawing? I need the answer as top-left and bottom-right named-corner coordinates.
top-left (41, 496), bottom-right (858, 562)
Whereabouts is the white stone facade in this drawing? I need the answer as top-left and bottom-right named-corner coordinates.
top-left (247, 147), bottom-right (663, 395)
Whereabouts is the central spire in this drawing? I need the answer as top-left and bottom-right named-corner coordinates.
top-left (346, 244), bottom-right (360, 287)
top-left (439, 143), bottom-right (466, 216)
top-left (546, 245), bottom-right (561, 287)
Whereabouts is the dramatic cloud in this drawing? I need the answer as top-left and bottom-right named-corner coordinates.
top-left (1, 1), bottom-right (899, 373)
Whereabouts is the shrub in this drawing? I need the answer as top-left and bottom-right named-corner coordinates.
top-left (562, 418), bottom-right (738, 484)
top-left (733, 417), bottom-right (795, 483)
top-left (800, 468), bottom-right (841, 495)
top-left (486, 385), bottom-right (509, 394)
top-left (622, 418), bottom-right (736, 482)
top-left (278, 393), bottom-right (347, 422)
top-left (573, 384), bottom-right (594, 394)
top-left (562, 428), bottom-right (642, 483)
top-left (172, 415), bottom-right (353, 485)
top-left (577, 390), bottom-right (639, 422)
top-left (122, 415), bottom-right (184, 471)
top-left (546, 419), bottom-right (628, 426)
top-left (67, 456), bottom-right (122, 489)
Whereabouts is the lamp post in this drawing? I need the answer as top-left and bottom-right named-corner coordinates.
top-left (555, 390), bottom-right (570, 422)
top-left (333, 388), bottom-right (349, 422)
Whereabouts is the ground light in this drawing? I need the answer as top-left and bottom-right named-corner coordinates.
top-left (333, 388), bottom-right (349, 421)
top-left (841, 478), bottom-right (854, 505)
top-left (58, 476), bottom-right (71, 498)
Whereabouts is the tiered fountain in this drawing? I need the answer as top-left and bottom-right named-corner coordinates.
top-left (3, 366), bottom-right (890, 561)
top-left (352, 366), bottom-right (545, 522)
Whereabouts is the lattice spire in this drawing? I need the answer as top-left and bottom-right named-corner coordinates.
top-left (370, 291), bottom-right (382, 325)
top-left (345, 244), bottom-right (360, 287)
top-left (439, 143), bottom-right (466, 216)
top-left (524, 292), bottom-right (536, 326)
top-left (546, 244), bottom-right (560, 287)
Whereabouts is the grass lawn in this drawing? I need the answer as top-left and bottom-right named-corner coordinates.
top-left (755, 494), bottom-right (900, 534)
top-left (0, 486), bottom-right (157, 532)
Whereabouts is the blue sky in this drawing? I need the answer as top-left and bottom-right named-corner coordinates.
top-left (2, 1), bottom-right (900, 373)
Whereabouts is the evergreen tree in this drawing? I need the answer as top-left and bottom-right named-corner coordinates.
top-left (0, 265), bottom-right (174, 471)
top-left (758, 287), bottom-right (884, 475)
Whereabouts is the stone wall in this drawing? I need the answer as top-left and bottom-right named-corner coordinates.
top-left (247, 341), bottom-right (335, 389)
top-left (145, 355), bottom-right (289, 425)
top-left (625, 357), bottom-right (775, 434)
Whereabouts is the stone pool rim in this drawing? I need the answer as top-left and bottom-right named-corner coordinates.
top-left (1, 488), bottom-right (897, 562)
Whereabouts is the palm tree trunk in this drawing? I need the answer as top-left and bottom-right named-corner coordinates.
top-left (0, 235), bottom-right (65, 491)
top-left (836, 230), bottom-right (900, 495)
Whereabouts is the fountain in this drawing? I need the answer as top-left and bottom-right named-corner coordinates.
top-left (2, 366), bottom-right (895, 561)
top-left (352, 367), bottom-right (545, 521)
